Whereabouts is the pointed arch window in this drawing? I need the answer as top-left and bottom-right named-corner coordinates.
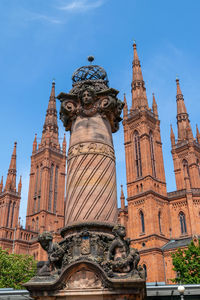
top-left (53, 166), bottom-right (58, 214)
top-left (6, 201), bottom-right (11, 227)
top-left (10, 202), bottom-right (16, 228)
top-left (140, 210), bottom-right (145, 233)
top-left (36, 217), bottom-right (39, 232)
top-left (143, 264), bottom-right (147, 279)
top-left (48, 164), bottom-right (54, 212)
top-left (134, 131), bottom-right (142, 177)
top-left (38, 165), bottom-right (42, 211)
top-left (183, 159), bottom-right (190, 179)
top-left (158, 211), bottom-right (162, 233)
top-left (35, 166), bottom-right (39, 195)
top-left (149, 131), bottom-right (156, 177)
top-left (179, 212), bottom-right (187, 234)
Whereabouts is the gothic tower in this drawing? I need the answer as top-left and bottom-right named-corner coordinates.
top-left (123, 42), bottom-right (170, 282)
top-left (25, 82), bottom-right (66, 233)
top-left (170, 78), bottom-right (200, 236)
top-left (0, 142), bottom-right (21, 230)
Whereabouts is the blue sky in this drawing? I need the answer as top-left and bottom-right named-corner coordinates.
top-left (1, 0), bottom-right (200, 225)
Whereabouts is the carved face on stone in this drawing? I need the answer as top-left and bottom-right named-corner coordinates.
top-left (81, 89), bottom-right (94, 107)
top-left (38, 232), bottom-right (53, 251)
top-left (113, 224), bottom-right (126, 238)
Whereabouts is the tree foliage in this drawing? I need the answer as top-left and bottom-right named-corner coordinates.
top-left (0, 247), bottom-right (37, 289)
top-left (171, 239), bottom-right (200, 284)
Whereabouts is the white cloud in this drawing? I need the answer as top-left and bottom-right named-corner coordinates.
top-left (28, 13), bottom-right (62, 24)
top-left (58, 0), bottom-right (104, 12)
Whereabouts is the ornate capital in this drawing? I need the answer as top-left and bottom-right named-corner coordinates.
top-left (57, 82), bottom-right (124, 133)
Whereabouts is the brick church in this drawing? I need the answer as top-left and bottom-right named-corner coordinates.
top-left (0, 43), bottom-right (200, 284)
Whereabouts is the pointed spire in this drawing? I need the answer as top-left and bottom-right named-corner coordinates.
top-left (176, 78), bottom-right (187, 114)
top-left (120, 184), bottom-right (125, 210)
top-left (176, 78), bottom-right (193, 141)
top-left (62, 134), bottom-right (67, 154)
top-left (0, 176), bottom-right (3, 193)
top-left (32, 134), bottom-right (37, 153)
top-left (131, 41), bottom-right (148, 111)
top-left (5, 142), bottom-right (17, 192)
top-left (196, 124), bottom-right (200, 144)
top-left (170, 124), bottom-right (175, 147)
top-left (186, 124), bottom-right (193, 142)
top-left (18, 176), bottom-right (22, 194)
top-left (152, 93), bottom-right (158, 116)
top-left (123, 93), bottom-right (128, 119)
top-left (40, 81), bottom-right (59, 149)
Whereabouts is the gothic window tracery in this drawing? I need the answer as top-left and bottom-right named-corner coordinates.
top-left (149, 131), bottom-right (156, 178)
top-left (179, 211), bottom-right (187, 234)
top-left (134, 131), bottom-right (142, 177)
top-left (139, 210), bottom-right (145, 233)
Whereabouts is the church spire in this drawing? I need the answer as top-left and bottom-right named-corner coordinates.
top-left (5, 142), bottom-right (17, 192)
top-left (152, 93), bottom-right (158, 116)
top-left (120, 184), bottom-right (125, 210)
top-left (176, 78), bottom-right (192, 142)
top-left (40, 81), bottom-right (59, 149)
top-left (123, 93), bottom-right (128, 119)
top-left (131, 41), bottom-right (148, 111)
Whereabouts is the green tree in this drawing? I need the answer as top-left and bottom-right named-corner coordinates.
top-left (171, 239), bottom-right (200, 284)
top-left (0, 247), bottom-right (37, 289)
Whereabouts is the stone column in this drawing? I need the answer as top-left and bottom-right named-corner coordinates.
top-left (58, 79), bottom-right (123, 226)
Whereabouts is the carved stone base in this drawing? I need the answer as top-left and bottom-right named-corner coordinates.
top-left (25, 222), bottom-right (146, 299)
top-left (25, 261), bottom-right (146, 300)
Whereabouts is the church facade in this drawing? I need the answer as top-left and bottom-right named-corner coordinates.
top-left (0, 43), bottom-right (200, 283)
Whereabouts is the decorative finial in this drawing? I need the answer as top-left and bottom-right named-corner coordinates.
top-left (88, 56), bottom-right (94, 64)
top-left (176, 75), bottom-right (179, 81)
top-left (52, 78), bottom-right (56, 84)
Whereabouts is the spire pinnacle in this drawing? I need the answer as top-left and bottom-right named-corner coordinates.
top-left (62, 134), bottom-right (67, 154)
top-left (32, 134), bottom-right (37, 153)
top-left (175, 78), bottom-right (192, 141)
top-left (152, 93), bottom-right (158, 116)
top-left (0, 176), bottom-right (3, 193)
top-left (5, 142), bottom-right (17, 192)
top-left (170, 124), bottom-right (175, 147)
top-left (131, 42), bottom-right (148, 111)
top-left (196, 124), bottom-right (200, 144)
top-left (176, 77), bottom-right (182, 96)
top-left (123, 93), bottom-right (128, 119)
top-left (120, 184), bottom-right (125, 210)
top-left (18, 175), bottom-right (22, 194)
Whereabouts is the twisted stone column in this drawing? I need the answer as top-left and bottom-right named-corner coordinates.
top-left (58, 79), bottom-right (123, 226)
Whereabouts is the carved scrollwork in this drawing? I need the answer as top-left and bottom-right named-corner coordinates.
top-left (67, 142), bottom-right (115, 161)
